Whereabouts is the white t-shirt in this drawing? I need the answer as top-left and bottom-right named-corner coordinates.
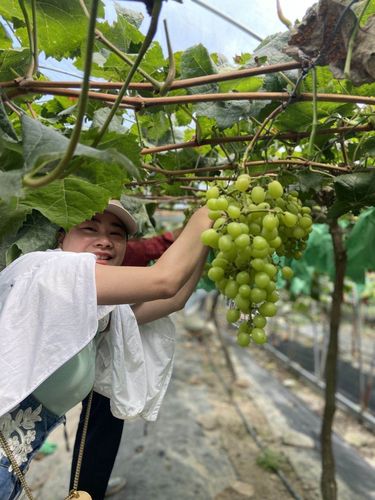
top-left (0, 250), bottom-right (175, 421)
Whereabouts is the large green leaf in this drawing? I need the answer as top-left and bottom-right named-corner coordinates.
top-left (74, 159), bottom-right (129, 199)
top-left (21, 176), bottom-right (117, 230)
top-left (0, 211), bottom-right (59, 270)
top-left (346, 207), bottom-right (375, 281)
top-left (218, 76), bottom-right (263, 93)
top-left (180, 44), bottom-right (217, 95)
top-left (0, 197), bottom-right (31, 240)
top-left (0, 0), bottom-right (104, 60)
top-left (0, 170), bottom-right (23, 203)
top-left (0, 99), bottom-right (18, 142)
top-left (194, 100), bottom-right (252, 130)
top-left (21, 115), bottom-right (139, 179)
top-left (180, 44), bottom-right (216, 79)
top-left (0, 48), bottom-right (30, 80)
top-left (99, 11), bottom-right (144, 53)
top-left (328, 171), bottom-right (375, 218)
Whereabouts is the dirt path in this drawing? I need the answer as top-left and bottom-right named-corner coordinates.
top-left (25, 310), bottom-right (375, 499)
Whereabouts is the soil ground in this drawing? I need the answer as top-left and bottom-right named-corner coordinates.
top-left (25, 309), bottom-right (375, 500)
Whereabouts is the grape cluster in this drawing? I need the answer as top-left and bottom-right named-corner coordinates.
top-left (200, 174), bottom-right (312, 347)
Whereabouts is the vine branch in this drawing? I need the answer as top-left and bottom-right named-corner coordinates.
top-left (92, 0), bottom-right (163, 147)
top-left (18, 0), bottom-right (38, 79)
top-left (23, 0), bottom-right (100, 188)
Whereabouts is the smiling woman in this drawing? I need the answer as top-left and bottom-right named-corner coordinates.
top-left (0, 198), bottom-right (212, 500)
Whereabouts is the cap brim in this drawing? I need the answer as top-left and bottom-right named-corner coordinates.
top-left (105, 202), bottom-right (137, 236)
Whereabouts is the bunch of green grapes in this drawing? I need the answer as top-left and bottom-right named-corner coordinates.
top-left (200, 174), bottom-right (312, 347)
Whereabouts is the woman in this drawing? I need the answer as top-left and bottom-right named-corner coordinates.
top-left (0, 199), bottom-right (211, 500)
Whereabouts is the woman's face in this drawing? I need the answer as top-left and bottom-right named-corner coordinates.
top-left (60, 211), bottom-right (127, 266)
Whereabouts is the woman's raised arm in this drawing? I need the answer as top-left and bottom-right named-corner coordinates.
top-left (95, 206), bottom-right (212, 305)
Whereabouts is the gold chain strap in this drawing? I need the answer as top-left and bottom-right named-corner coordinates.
top-left (0, 390), bottom-right (94, 500)
top-left (68, 390), bottom-right (93, 497)
top-left (0, 430), bottom-right (35, 500)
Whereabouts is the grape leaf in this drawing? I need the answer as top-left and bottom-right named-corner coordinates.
top-left (0, 48), bottom-right (30, 80)
top-left (21, 176), bottom-right (117, 230)
top-left (21, 115), bottom-right (140, 179)
top-left (328, 172), bottom-right (375, 218)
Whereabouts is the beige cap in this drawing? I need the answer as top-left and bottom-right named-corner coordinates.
top-left (105, 199), bottom-right (137, 235)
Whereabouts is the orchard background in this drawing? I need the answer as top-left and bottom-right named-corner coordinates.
top-left (1, 1), bottom-right (375, 499)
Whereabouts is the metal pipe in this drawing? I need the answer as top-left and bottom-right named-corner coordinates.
top-left (190, 0), bottom-right (263, 42)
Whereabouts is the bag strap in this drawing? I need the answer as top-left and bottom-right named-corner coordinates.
top-left (0, 390), bottom-right (94, 500)
top-left (69, 390), bottom-right (93, 495)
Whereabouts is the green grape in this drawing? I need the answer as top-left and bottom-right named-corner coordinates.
top-left (218, 278), bottom-right (228, 293)
top-left (239, 284), bottom-right (251, 298)
top-left (302, 206), bottom-right (312, 215)
top-left (208, 266), bottom-right (224, 282)
top-left (251, 328), bottom-right (267, 345)
top-left (261, 228), bottom-right (279, 241)
top-left (252, 247), bottom-right (269, 259)
top-left (262, 214), bottom-right (278, 231)
top-left (283, 211), bottom-right (298, 227)
top-left (236, 271), bottom-right (250, 285)
top-left (216, 197), bottom-right (229, 210)
top-left (269, 236), bottom-right (282, 249)
top-left (237, 332), bottom-right (251, 347)
top-left (254, 272), bottom-right (271, 289)
top-left (206, 186), bottom-right (219, 199)
top-left (212, 257), bottom-right (228, 269)
top-left (276, 198), bottom-right (286, 209)
top-left (213, 217), bottom-right (226, 229)
top-left (235, 174), bottom-right (251, 192)
top-left (263, 263), bottom-right (277, 278)
top-left (252, 236), bottom-right (268, 251)
top-left (266, 281), bottom-right (276, 293)
top-left (268, 180), bottom-right (284, 198)
top-left (208, 210), bottom-right (222, 221)
top-left (227, 222), bottom-right (242, 238)
top-left (250, 287), bottom-right (267, 303)
top-left (287, 202), bottom-right (299, 215)
top-left (253, 315), bottom-right (267, 328)
top-left (201, 228), bottom-right (220, 247)
top-left (239, 223), bottom-right (250, 234)
top-left (226, 308), bottom-right (240, 323)
top-left (282, 266), bottom-right (294, 280)
top-left (207, 198), bottom-right (218, 210)
top-left (251, 186), bottom-right (266, 204)
top-left (222, 248), bottom-right (237, 261)
top-left (299, 216), bottom-right (313, 229)
top-left (219, 234), bottom-right (234, 252)
top-left (227, 205), bottom-right (241, 219)
top-left (235, 295), bottom-right (250, 313)
top-left (225, 280), bottom-right (239, 299)
top-left (259, 302), bottom-right (277, 317)
top-left (238, 246), bottom-right (252, 260)
top-left (248, 222), bottom-right (261, 235)
top-left (293, 226), bottom-right (306, 239)
top-left (251, 258), bottom-right (265, 271)
top-left (235, 234), bottom-right (250, 248)
top-left (238, 321), bottom-right (251, 333)
top-left (268, 290), bottom-right (279, 303)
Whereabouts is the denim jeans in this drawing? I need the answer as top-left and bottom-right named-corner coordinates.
top-left (0, 394), bottom-right (64, 500)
